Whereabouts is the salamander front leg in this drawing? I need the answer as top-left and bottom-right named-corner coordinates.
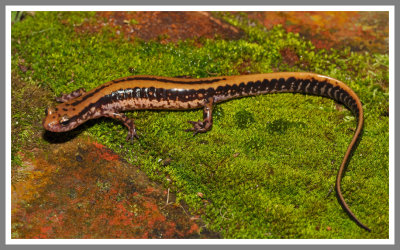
top-left (56, 88), bottom-right (86, 103)
top-left (103, 111), bottom-right (139, 142)
top-left (185, 97), bottom-right (214, 135)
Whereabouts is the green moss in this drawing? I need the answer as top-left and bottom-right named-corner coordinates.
top-left (11, 11), bottom-right (389, 239)
top-left (234, 109), bottom-right (255, 129)
top-left (266, 118), bottom-right (306, 135)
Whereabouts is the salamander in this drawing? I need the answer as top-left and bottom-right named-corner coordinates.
top-left (43, 72), bottom-right (370, 231)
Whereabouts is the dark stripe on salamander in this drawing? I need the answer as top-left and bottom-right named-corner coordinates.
top-left (185, 77), bottom-right (359, 115)
top-left (69, 83), bottom-right (113, 106)
top-left (69, 76), bottom-right (226, 107)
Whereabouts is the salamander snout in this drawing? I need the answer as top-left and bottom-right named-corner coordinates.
top-left (43, 107), bottom-right (59, 132)
top-left (43, 106), bottom-right (74, 132)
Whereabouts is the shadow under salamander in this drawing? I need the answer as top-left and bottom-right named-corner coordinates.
top-left (42, 119), bottom-right (101, 144)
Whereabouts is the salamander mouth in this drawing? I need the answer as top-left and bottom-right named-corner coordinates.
top-left (43, 119), bottom-right (61, 132)
top-left (43, 117), bottom-right (75, 132)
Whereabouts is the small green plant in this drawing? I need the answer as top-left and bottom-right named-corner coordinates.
top-left (12, 11), bottom-right (25, 24)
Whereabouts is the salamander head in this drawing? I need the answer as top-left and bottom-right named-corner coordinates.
top-left (43, 105), bottom-right (80, 132)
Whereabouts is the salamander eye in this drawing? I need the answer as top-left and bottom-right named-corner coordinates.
top-left (60, 115), bottom-right (70, 126)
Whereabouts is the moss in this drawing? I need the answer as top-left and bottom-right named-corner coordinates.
top-left (11, 11), bottom-right (389, 239)
top-left (234, 109), bottom-right (255, 129)
top-left (266, 118), bottom-right (306, 135)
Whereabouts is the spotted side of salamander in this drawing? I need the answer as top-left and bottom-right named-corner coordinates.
top-left (43, 72), bottom-right (370, 231)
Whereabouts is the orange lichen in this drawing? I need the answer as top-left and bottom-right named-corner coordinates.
top-left (72, 11), bottom-right (243, 44)
top-left (12, 137), bottom-right (207, 239)
top-left (247, 11), bottom-right (388, 53)
top-left (92, 141), bottom-right (120, 161)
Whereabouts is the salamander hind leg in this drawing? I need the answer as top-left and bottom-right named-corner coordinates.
top-left (185, 97), bottom-right (214, 135)
top-left (55, 88), bottom-right (86, 103)
top-left (102, 111), bottom-right (139, 142)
